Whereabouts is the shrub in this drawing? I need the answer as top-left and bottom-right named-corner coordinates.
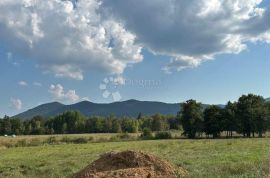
top-left (117, 132), bottom-right (132, 140)
top-left (72, 137), bottom-right (88, 144)
top-left (109, 136), bottom-right (120, 142)
top-left (155, 131), bottom-right (172, 139)
top-left (60, 136), bottom-right (73, 143)
top-left (141, 128), bottom-right (153, 139)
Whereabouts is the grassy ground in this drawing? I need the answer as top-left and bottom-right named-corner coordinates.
top-left (0, 137), bottom-right (269, 178)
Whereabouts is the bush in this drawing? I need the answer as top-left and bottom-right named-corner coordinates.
top-left (117, 132), bottom-right (132, 140)
top-left (155, 131), bottom-right (172, 139)
top-left (60, 136), bottom-right (73, 143)
top-left (141, 128), bottom-right (153, 139)
top-left (72, 137), bottom-right (88, 144)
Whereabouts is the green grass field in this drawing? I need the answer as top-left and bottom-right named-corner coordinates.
top-left (0, 136), bottom-right (269, 178)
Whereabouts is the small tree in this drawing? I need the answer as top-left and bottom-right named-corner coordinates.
top-left (141, 128), bottom-right (153, 139)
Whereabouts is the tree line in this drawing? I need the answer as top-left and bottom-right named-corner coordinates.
top-left (0, 112), bottom-right (179, 135)
top-left (180, 94), bottom-right (270, 138)
top-left (1, 94), bottom-right (270, 138)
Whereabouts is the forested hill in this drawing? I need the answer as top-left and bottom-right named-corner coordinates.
top-left (13, 100), bottom-right (182, 119)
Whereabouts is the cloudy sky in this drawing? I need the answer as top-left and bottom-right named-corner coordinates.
top-left (1, 0), bottom-right (270, 116)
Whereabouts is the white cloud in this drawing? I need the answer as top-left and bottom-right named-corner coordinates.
top-left (1, 0), bottom-right (270, 75)
top-left (162, 56), bottom-right (203, 74)
top-left (102, 0), bottom-right (270, 72)
top-left (33, 82), bottom-right (42, 87)
top-left (10, 98), bottom-right (22, 110)
top-left (48, 84), bottom-right (80, 102)
top-left (0, 0), bottom-right (142, 80)
top-left (18, 81), bottom-right (28, 86)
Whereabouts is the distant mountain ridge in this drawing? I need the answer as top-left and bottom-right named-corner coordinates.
top-left (13, 100), bottom-right (181, 120)
top-left (13, 97), bottom-right (270, 120)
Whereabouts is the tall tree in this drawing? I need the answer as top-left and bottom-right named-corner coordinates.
top-left (222, 102), bottom-right (238, 137)
top-left (1, 116), bottom-right (12, 135)
top-left (203, 105), bottom-right (222, 138)
top-left (180, 100), bottom-right (203, 138)
top-left (236, 94), bottom-right (266, 137)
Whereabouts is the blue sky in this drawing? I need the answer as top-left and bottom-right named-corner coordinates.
top-left (1, 0), bottom-right (270, 117)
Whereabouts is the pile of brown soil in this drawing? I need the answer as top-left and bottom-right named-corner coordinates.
top-left (71, 150), bottom-right (188, 178)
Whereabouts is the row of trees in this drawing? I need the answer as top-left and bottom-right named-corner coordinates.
top-left (180, 94), bottom-right (270, 138)
top-left (1, 94), bottom-right (270, 138)
top-left (0, 112), bottom-right (179, 135)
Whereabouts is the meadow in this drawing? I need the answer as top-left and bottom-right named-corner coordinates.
top-left (0, 134), bottom-right (269, 178)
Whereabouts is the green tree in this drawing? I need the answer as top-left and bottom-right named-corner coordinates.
top-left (121, 118), bottom-right (138, 133)
top-left (10, 118), bottom-right (24, 135)
top-left (31, 115), bottom-right (45, 134)
top-left (2, 116), bottom-right (12, 135)
top-left (151, 114), bottom-right (169, 131)
top-left (203, 105), bottom-right (222, 138)
top-left (236, 94), bottom-right (266, 137)
top-left (222, 101), bottom-right (238, 137)
top-left (180, 100), bottom-right (203, 138)
top-left (112, 119), bottom-right (122, 133)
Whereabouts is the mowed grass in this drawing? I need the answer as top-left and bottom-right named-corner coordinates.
top-left (0, 138), bottom-right (269, 178)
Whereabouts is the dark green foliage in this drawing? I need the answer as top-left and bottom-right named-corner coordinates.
top-left (121, 118), bottom-right (138, 133)
top-left (203, 105), bottom-right (223, 138)
top-left (236, 94), bottom-right (268, 137)
top-left (221, 101), bottom-right (238, 137)
top-left (72, 137), bottom-right (88, 144)
top-left (155, 131), bottom-right (172, 139)
top-left (116, 132), bottom-right (132, 140)
top-left (151, 114), bottom-right (169, 131)
top-left (180, 100), bottom-right (204, 138)
top-left (0, 116), bottom-right (12, 135)
top-left (141, 128), bottom-right (153, 139)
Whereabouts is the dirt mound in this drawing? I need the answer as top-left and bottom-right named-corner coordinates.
top-left (71, 150), bottom-right (188, 178)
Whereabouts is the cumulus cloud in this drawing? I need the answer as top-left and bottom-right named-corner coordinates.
top-left (102, 0), bottom-right (270, 72)
top-left (1, 0), bottom-right (270, 76)
top-left (48, 84), bottom-right (80, 102)
top-left (18, 81), bottom-right (28, 86)
top-left (10, 98), bottom-right (22, 110)
top-left (0, 0), bottom-right (142, 80)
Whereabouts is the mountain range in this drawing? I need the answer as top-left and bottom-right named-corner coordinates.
top-left (13, 98), bottom-right (270, 120)
top-left (13, 100), bottom-right (181, 120)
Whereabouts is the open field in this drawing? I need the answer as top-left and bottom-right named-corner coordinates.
top-left (0, 136), bottom-right (269, 178)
